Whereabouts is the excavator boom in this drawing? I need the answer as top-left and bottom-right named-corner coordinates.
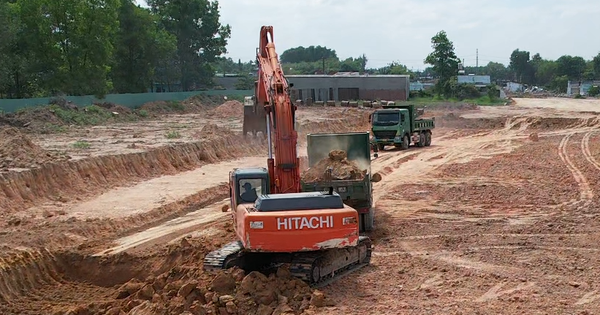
top-left (256, 26), bottom-right (300, 194)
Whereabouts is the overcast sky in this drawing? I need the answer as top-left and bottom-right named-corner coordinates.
top-left (136, 0), bottom-right (600, 70)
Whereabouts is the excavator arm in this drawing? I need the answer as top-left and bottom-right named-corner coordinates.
top-left (255, 26), bottom-right (300, 194)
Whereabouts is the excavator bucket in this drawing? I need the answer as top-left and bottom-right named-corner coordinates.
top-left (242, 96), bottom-right (267, 137)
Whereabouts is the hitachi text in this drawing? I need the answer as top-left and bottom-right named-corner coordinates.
top-left (276, 216), bottom-right (334, 230)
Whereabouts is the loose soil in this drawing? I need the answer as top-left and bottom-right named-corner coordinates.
top-left (0, 127), bottom-right (69, 170)
top-left (208, 100), bottom-right (244, 118)
top-left (301, 150), bottom-right (366, 182)
top-left (3, 98), bottom-right (600, 314)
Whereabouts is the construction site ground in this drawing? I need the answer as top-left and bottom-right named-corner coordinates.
top-left (2, 97), bottom-right (600, 314)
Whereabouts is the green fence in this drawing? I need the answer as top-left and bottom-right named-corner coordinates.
top-left (0, 89), bottom-right (254, 113)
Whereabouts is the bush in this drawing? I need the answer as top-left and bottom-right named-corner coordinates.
top-left (455, 84), bottom-right (481, 100)
top-left (588, 86), bottom-right (600, 97)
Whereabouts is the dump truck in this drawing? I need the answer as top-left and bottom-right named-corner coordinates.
top-left (370, 104), bottom-right (435, 152)
top-left (300, 132), bottom-right (380, 232)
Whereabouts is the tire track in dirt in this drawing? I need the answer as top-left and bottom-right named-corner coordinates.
top-left (557, 133), bottom-right (593, 209)
top-left (582, 132), bottom-right (600, 171)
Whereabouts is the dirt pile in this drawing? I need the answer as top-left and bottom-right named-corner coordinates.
top-left (210, 100), bottom-right (244, 118)
top-left (301, 150), bottom-right (366, 182)
top-left (193, 123), bottom-right (235, 140)
top-left (94, 102), bottom-right (132, 115)
top-left (0, 127), bottom-right (67, 169)
top-left (102, 264), bottom-right (331, 315)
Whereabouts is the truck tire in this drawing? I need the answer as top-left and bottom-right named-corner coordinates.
top-left (401, 135), bottom-right (409, 150)
top-left (417, 132), bottom-right (425, 147)
top-left (377, 143), bottom-right (385, 151)
top-left (360, 209), bottom-right (375, 232)
top-left (425, 131), bottom-right (432, 146)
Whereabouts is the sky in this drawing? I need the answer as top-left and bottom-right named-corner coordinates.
top-left (136, 0), bottom-right (600, 71)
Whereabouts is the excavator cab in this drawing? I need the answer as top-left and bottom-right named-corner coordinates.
top-left (229, 167), bottom-right (270, 209)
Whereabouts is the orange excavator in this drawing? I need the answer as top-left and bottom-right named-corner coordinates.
top-left (203, 26), bottom-right (372, 286)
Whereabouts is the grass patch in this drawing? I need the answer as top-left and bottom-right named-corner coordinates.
top-left (165, 130), bottom-right (182, 139)
top-left (72, 140), bottom-right (91, 149)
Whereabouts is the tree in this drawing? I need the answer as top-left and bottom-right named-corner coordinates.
top-left (509, 49), bottom-right (533, 84)
top-left (593, 53), bottom-right (600, 79)
top-left (111, 0), bottom-right (176, 93)
top-left (280, 46), bottom-right (338, 64)
top-left (424, 30), bottom-right (460, 97)
top-left (556, 55), bottom-right (587, 80)
top-left (42, 0), bottom-right (121, 97)
top-left (149, 0), bottom-right (231, 90)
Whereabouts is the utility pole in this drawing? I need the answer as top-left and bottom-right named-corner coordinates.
top-left (476, 49), bottom-right (479, 73)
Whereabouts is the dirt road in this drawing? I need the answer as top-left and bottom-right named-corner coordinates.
top-left (2, 97), bottom-right (600, 314)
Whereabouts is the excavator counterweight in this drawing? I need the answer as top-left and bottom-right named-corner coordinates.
top-left (203, 26), bottom-right (372, 287)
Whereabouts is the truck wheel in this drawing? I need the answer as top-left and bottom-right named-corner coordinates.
top-left (360, 209), bottom-right (375, 232)
top-left (417, 132), bottom-right (425, 147)
top-left (377, 143), bottom-right (385, 151)
top-left (425, 131), bottom-right (432, 146)
top-left (401, 135), bottom-right (409, 150)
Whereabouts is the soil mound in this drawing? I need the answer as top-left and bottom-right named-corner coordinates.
top-left (93, 101), bottom-right (132, 115)
top-left (0, 127), bottom-right (67, 169)
top-left (193, 123), bottom-right (234, 140)
top-left (210, 100), bottom-right (244, 118)
top-left (103, 264), bottom-right (331, 315)
top-left (301, 149), bottom-right (366, 182)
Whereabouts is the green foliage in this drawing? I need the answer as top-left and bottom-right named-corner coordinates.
top-left (148, 0), bottom-right (231, 90)
top-left (165, 130), bottom-right (181, 139)
top-left (588, 86), bottom-right (600, 97)
top-left (72, 140), bottom-right (91, 149)
top-left (556, 55), bottom-right (587, 80)
top-left (424, 30), bottom-right (460, 97)
top-left (280, 46), bottom-right (337, 64)
top-left (112, 0), bottom-right (176, 93)
top-left (509, 49), bottom-right (534, 83)
top-left (234, 75), bottom-right (255, 90)
top-left (487, 85), bottom-right (500, 100)
top-left (0, 0), bottom-right (231, 98)
top-left (549, 75), bottom-right (569, 93)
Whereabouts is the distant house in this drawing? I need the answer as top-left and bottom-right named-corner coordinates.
top-left (567, 80), bottom-right (600, 96)
top-left (505, 82), bottom-right (525, 93)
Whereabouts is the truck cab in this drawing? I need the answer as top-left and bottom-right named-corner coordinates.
top-left (371, 108), bottom-right (412, 150)
top-left (370, 104), bottom-right (434, 151)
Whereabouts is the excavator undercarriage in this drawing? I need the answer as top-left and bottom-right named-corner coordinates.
top-left (203, 236), bottom-right (372, 288)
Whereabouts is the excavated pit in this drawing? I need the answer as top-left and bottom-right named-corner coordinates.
top-left (0, 239), bottom-right (333, 315)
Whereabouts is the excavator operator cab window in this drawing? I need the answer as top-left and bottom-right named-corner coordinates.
top-left (238, 179), bottom-right (262, 203)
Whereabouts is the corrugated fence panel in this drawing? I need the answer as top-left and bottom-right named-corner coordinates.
top-left (0, 90), bottom-right (253, 113)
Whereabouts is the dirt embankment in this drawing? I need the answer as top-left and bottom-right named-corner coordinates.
top-left (0, 134), bottom-right (267, 218)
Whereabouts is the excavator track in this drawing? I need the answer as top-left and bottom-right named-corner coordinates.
top-left (203, 237), bottom-right (373, 288)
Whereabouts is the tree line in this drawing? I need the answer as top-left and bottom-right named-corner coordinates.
top-left (276, 41), bottom-right (600, 95)
top-left (0, 0), bottom-right (231, 99)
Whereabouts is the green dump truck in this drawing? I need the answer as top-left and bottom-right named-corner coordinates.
top-left (300, 132), bottom-right (380, 232)
top-left (370, 104), bottom-right (435, 152)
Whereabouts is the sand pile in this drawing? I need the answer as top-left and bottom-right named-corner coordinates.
top-left (193, 123), bottom-right (234, 140)
top-left (105, 265), bottom-right (332, 315)
top-left (210, 100), bottom-right (244, 118)
top-left (301, 150), bottom-right (366, 182)
top-left (0, 127), bottom-right (66, 169)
